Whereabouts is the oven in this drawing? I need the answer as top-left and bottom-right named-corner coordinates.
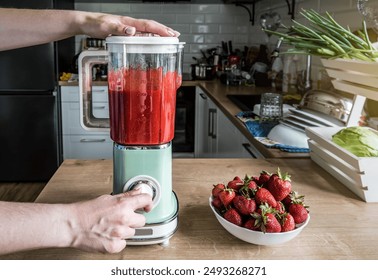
top-left (172, 86), bottom-right (195, 157)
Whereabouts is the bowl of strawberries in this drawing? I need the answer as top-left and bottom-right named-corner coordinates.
top-left (209, 168), bottom-right (310, 246)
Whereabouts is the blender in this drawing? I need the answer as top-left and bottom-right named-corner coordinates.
top-left (78, 35), bottom-right (185, 245)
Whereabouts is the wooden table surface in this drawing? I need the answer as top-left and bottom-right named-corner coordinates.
top-left (2, 158), bottom-right (378, 260)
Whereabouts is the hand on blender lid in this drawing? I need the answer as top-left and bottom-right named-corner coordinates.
top-left (122, 18), bottom-right (180, 37)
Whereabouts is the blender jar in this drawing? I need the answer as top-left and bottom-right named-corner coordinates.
top-left (106, 36), bottom-right (184, 146)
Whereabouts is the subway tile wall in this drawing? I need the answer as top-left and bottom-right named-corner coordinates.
top-left (74, 0), bottom-right (374, 78)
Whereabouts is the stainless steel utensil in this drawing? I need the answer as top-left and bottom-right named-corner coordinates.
top-left (296, 55), bottom-right (312, 95)
top-left (297, 90), bottom-right (353, 123)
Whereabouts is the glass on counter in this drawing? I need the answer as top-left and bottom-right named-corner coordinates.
top-left (259, 92), bottom-right (283, 122)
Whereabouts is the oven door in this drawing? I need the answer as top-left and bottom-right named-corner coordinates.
top-left (172, 86), bottom-right (195, 156)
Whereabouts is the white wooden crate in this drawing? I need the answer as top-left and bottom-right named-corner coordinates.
top-left (321, 59), bottom-right (378, 102)
top-left (305, 126), bottom-right (378, 202)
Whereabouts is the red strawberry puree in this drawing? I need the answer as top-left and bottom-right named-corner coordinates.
top-left (108, 67), bottom-right (181, 145)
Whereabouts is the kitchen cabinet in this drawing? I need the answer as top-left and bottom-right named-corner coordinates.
top-left (195, 87), bottom-right (262, 158)
top-left (60, 86), bottom-right (112, 159)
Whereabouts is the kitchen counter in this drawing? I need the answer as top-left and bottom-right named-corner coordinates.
top-left (59, 79), bottom-right (308, 158)
top-left (3, 158), bottom-right (378, 260)
top-left (197, 81), bottom-right (308, 158)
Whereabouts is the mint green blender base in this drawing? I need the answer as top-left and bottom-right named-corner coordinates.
top-left (113, 143), bottom-right (178, 225)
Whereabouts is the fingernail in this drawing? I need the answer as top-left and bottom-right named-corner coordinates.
top-left (124, 26), bottom-right (136, 35)
top-left (167, 29), bottom-right (180, 37)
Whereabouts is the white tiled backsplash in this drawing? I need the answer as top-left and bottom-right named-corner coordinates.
top-left (74, 0), bottom-right (373, 76)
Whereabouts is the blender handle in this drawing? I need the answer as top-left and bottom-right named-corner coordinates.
top-left (78, 50), bottom-right (109, 131)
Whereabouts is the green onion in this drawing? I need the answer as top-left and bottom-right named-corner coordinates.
top-left (264, 9), bottom-right (378, 62)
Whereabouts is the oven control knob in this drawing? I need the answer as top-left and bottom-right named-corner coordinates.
top-left (123, 175), bottom-right (161, 209)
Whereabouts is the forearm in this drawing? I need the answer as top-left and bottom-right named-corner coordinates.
top-left (0, 201), bottom-right (73, 255)
top-left (0, 8), bottom-right (84, 51)
top-left (0, 8), bottom-right (179, 51)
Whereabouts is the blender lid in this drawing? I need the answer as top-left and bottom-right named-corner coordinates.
top-left (106, 35), bottom-right (182, 45)
top-left (106, 35), bottom-right (184, 53)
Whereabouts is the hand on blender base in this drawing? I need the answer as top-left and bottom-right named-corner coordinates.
top-left (68, 188), bottom-right (153, 253)
top-left (0, 189), bottom-right (153, 255)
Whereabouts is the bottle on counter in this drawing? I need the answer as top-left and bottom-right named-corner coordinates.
top-left (270, 56), bottom-right (283, 91)
top-left (282, 54), bottom-right (298, 94)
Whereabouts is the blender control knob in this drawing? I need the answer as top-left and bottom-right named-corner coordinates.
top-left (123, 175), bottom-right (161, 209)
top-left (133, 181), bottom-right (155, 198)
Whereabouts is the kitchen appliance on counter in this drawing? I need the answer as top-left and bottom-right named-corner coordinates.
top-left (79, 35), bottom-right (185, 245)
top-left (0, 0), bottom-right (74, 181)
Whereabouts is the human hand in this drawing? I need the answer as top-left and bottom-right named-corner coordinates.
top-left (77, 12), bottom-right (180, 38)
top-left (67, 188), bottom-right (153, 253)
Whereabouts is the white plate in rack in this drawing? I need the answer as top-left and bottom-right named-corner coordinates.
top-left (287, 113), bottom-right (323, 127)
top-left (282, 116), bottom-right (319, 131)
top-left (279, 120), bottom-right (306, 132)
top-left (289, 108), bottom-right (344, 127)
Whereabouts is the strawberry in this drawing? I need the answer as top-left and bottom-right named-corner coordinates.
top-left (280, 213), bottom-right (296, 232)
top-left (260, 213), bottom-right (281, 233)
top-left (266, 168), bottom-right (292, 202)
top-left (258, 202), bottom-right (276, 215)
top-left (255, 188), bottom-right (277, 208)
top-left (245, 180), bottom-right (258, 191)
top-left (218, 188), bottom-right (235, 207)
top-left (244, 218), bottom-right (260, 231)
top-left (263, 213), bottom-right (282, 233)
top-left (211, 197), bottom-right (223, 209)
top-left (251, 175), bottom-right (260, 183)
top-left (282, 191), bottom-right (305, 209)
top-left (227, 177), bottom-right (244, 191)
top-left (289, 203), bottom-right (308, 224)
top-left (223, 208), bottom-right (242, 226)
top-left (212, 183), bottom-right (225, 198)
top-left (251, 205), bottom-right (281, 233)
top-left (233, 195), bottom-right (256, 215)
top-left (258, 170), bottom-right (271, 186)
top-left (282, 194), bottom-right (293, 207)
top-left (274, 201), bottom-right (286, 214)
top-left (239, 177), bottom-right (258, 197)
top-left (233, 176), bottom-right (243, 181)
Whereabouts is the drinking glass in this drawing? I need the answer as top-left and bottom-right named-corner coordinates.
top-left (259, 92), bottom-right (283, 122)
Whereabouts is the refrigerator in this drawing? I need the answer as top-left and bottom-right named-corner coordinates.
top-left (0, 0), bottom-right (74, 181)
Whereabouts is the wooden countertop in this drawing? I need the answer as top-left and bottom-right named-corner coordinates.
top-left (60, 79), bottom-right (308, 158)
top-left (3, 158), bottom-right (378, 260)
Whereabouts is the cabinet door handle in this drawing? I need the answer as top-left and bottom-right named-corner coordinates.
top-left (208, 108), bottom-right (217, 139)
top-left (80, 138), bottom-right (106, 143)
top-left (93, 106), bottom-right (107, 109)
top-left (242, 143), bottom-right (257, 158)
top-left (199, 93), bottom-right (207, 100)
top-left (208, 109), bottom-right (212, 137)
top-left (92, 89), bottom-right (107, 93)
top-left (211, 108), bottom-right (217, 139)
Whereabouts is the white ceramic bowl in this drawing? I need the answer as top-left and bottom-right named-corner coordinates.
top-left (267, 123), bottom-right (309, 148)
top-left (209, 197), bottom-right (310, 246)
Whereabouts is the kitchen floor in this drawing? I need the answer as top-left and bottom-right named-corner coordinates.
top-left (0, 182), bottom-right (45, 202)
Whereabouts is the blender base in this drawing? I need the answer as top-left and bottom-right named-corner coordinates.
top-left (126, 191), bottom-right (179, 246)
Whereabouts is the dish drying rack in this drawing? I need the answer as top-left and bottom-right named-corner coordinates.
top-left (305, 59), bottom-right (378, 202)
